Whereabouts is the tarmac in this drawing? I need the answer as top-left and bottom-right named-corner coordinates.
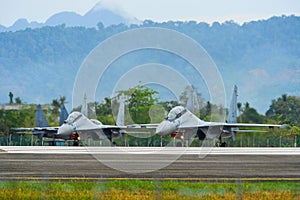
top-left (1, 146), bottom-right (300, 181)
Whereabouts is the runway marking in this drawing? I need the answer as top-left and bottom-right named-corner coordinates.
top-left (1, 147), bottom-right (300, 155)
top-left (1, 147), bottom-right (299, 180)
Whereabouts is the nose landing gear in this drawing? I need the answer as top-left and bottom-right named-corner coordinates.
top-left (70, 132), bottom-right (80, 146)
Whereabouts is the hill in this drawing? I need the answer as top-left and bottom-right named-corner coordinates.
top-left (0, 15), bottom-right (299, 113)
top-left (0, 2), bottom-right (140, 32)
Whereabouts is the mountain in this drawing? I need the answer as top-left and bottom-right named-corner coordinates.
top-left (0, 16), bottom-right (299, 113)
top-left (45, 12), bottom-right (83, 27)
top-left (0, 2), bottom-right (140, 32)
top-left (82, 2), bottom-right (140, 27)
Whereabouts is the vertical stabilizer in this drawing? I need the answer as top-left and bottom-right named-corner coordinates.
top-left (227, 85), bottom-right (238, 123)
top-left (59, 104), bottom-right (69, 126)
top-left (116, 94), bottom-right (126, 126)
top-left (186, 87), bottom-right (195, 113)
top-left (82, 94), bottom-right (88, 117)
top-left (35, 104), bottom-right (49, 127)
top-left (186, 86), bottom-right (199, 114)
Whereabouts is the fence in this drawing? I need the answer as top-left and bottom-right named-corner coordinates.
top-left (0, 134), bottom-right (299, 147)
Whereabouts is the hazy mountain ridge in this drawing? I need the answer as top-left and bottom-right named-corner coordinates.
top-left (0, 2), bottom-right (140, 32)
top-left (0, 15), bottom-right (299, 113)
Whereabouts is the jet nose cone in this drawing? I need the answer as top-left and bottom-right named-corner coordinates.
top-left (156, 120), bottom-right (177, 135)
top-left (58, 123), bottom-right (73, 136)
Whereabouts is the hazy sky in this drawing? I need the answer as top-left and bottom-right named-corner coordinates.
top-left (0, 0), bottom-right (300, 26)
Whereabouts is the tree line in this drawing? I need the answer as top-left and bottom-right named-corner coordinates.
top-left (1, 85), bottom-right (299, 147)
top-left (1, 85), bottom-right (300, 128)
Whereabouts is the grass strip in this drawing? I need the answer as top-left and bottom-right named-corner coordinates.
top-left (0, 180), bottom-right (299, 199)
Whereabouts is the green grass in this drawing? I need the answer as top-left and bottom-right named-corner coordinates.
top-left (0, 180), bottom-right (299, 199)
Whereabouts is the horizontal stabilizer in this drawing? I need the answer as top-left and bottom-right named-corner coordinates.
top-left (233, 130), bottom-right (268, 133)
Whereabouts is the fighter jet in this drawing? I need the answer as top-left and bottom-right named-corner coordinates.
top-left (12, 104), bottom-right (69, 142)
top-left (57, 95), bottom-right (157, 145)
top-left (155, 85), bottom-right (285, 146)
top-left (57, 111), bottom-right (126, 143)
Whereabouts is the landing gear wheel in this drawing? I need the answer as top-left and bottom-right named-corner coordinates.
top-left (220, 142), bottom-right (227, 147)
top-left (217, 136), bottom-right (226, 147)
top-left (73, 140), bottom-right (79, 146)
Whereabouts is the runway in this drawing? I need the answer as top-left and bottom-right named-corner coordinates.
top-left (1, 147), bottom-right (300, 181)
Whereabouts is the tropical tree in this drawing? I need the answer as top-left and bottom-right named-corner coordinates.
top-left (118, 85), bottom-right (158, 124)
top-left (15, 97), bottom-right (22, 104)
top-left (266, 94), bottom-right (300, 126)
top-left (51, 99), bottom-right (60, 115)
top-left (59, 96), bottom-right (67, 105)
top-left (96, 98), bottom-right (116, 125)
top-left (9, 92), bottom-right (13, 104)
top-left (96, 97), bottom-right (113, 116)
top-left (238, 102), bottom-right (264, 123)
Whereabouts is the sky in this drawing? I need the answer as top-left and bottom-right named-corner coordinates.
top-left (0, 0), bottom-right (300, 27)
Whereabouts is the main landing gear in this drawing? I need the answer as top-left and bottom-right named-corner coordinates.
top-left (217, 136), bottom-right (227, 147)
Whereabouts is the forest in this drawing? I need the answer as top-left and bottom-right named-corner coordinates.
top-left (0, 15), bottom-right (299, 113)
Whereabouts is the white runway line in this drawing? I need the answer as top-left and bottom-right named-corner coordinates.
top-left (1, 146), bottom-right (300, 155)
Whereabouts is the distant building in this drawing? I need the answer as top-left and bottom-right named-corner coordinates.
top-left (0, 104), bottom-right (51, 111)
top-left (0, 104), bottom-right (24, 111)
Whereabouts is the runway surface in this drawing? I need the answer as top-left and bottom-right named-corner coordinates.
top-left (1, 147), bottom-right (300, 181)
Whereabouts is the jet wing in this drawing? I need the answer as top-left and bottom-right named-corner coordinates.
top-left (75, 124), bottom-right (158, 140)
top-left (11, 127), bottom-right (36, 132)
top-left (179, 122), bottom-right (285, 129)
top-left (75, 124), bottom-right (158, 142)
top-left (11, 127), bottom-right (62, 140)
top-left (11, 127), bottom-right (59, 133)
top-left (75, 127), bottom-right (123, 141)
top-left (176, 122), bottom-right (285, 141)
top-left (75, 125), bottom-right (126, 133)
top-left (221, 122), bottom-right (285, 129)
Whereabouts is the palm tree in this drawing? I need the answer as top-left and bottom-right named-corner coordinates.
top-left (51, 99), bottom-right (60, 115)
top-left (9, 92), bottom-right (13, 104)
top-left (59, 96), bottom-right (67, 105)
